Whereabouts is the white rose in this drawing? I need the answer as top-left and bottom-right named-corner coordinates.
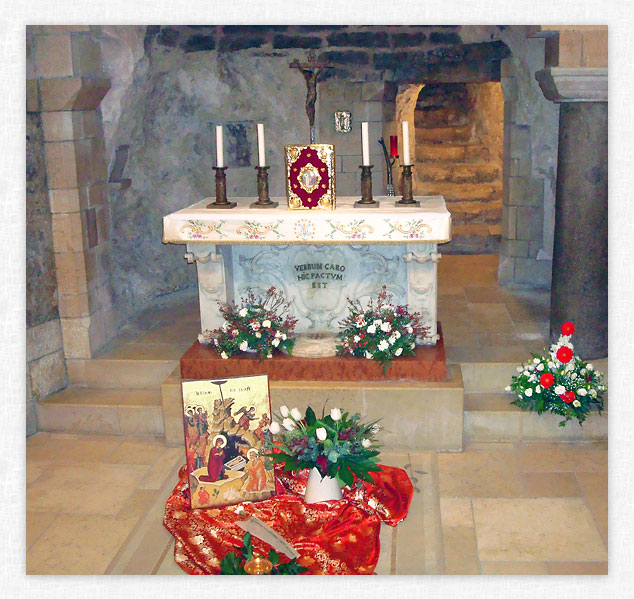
top-left (239, 341), bottom-right (248, 351)
top-left (353, 335), bottom-right (360, 343)
top-left (365, 351), bottom-right (373, 359)
top-left (587, 364), bottom-right (594, 371)
top-left (239, 308), bottom-right (248, 317)
top-left (378, 340), bottom-right (389, 351)
top-left (536, 363), bottom-right (544, 371)
top-left (573, 400), bottom-right (581, 407)
top-left (262, 319), bottom-right (271, 328)
top-left (316, 427), bottom-right (327, 441)
top-left (290, 407), bottom-right (302, 421)
top-left (533, 358), bottom-right (540, 364)
top-left (367, 324), bottom-right (376, 334)
top-left (220, 352), bottom-right (229, 359)
top-left (381, 321), bottom-right (391, 333)
top-left (272, 338), bottom-right (280, 347)
top-left (554, 385), bottom-right (566, 395)
top-left (395, 347), bottom-right (403, 356)
top-left (577, 388), bottom-right (587, 396)
top-left (282, 418), bottom-right (296, 431)
top-left (255, 332), bottom-right (262, 338)
top-left (269, 421), bottom-right (281, 435)
top-left (505, 385), bottom-right (511, 392)
top-left (330, 408), bottom-right (342, 421)
top-left (394, 331), bottom-right (401, 339)
top-left (373, 319), bottom-right (382, 327)
top-left (280, 405), bottom-right (290, 418)
top-left (523, 370), bottom-right (530, 376)
top-left (536, 385), bottom-right (542, 393)
top-left (525, 388), bottom-right (533, 397)
top-left (361, 438), bottom-right (371, 449)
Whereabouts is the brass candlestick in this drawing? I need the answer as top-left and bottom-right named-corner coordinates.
top-left (395, 164), bottom-right (420, 207)
top-left (354, 165), bottom-right (379, 208)
top-left (207, 167), bottom-right (237, 209)
top-left (250, 166), bottom-right (278, 209)
top-left (244, 556), bottom-right (273, 575)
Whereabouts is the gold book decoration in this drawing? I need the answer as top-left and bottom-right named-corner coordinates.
top-left (284, 144), bottom-right (336, 210)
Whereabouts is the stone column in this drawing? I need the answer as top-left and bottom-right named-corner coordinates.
top-left (536, 62), bottom-right (608, 358)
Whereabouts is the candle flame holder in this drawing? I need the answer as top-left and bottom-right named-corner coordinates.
top-left (207, 167), bottom-right (237, 209)
top-left (395, 164), bottom-right (420, 207)
top-left (250, 166), bottom-right (278, 209)
top-left (354, 165), bottom-right (379, 208)
top-left (244, 556), bottom-right (274, 575)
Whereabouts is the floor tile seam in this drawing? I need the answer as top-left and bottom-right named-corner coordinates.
top-left (468, 497), bottom-right (483, 574)
top-left (26, 512), bottom-right (59, 553)
top-left (424, 449), bottom-right (445, 575)
top-left (573, 471), bottom-right (608, 552)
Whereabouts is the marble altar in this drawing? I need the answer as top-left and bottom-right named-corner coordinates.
top-left (163, 195), bottom-right (451, 353)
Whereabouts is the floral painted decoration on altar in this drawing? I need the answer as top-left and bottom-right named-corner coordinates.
top-left (264, 405), bottom-right (382, 487)
top-left (506, 322), bottom-right (606, 426)
top-left (201, 287), bottom-right (297, 361)
top-left (336, 287), bottom-right (428, 372)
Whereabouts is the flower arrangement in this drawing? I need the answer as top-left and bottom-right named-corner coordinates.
top-left (506, 322), bottom-right (606, 426)
top-left (201, 287), bottom-right (297, 361)
top-left (336, 287), bottom-right (428, 372)
top-left (264, 405), bottom-right (382, 487)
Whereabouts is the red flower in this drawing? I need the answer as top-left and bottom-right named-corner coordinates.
top-left (560, 391), bottom-right (576, 403)
top-left (539, 373), bottom-right (555, 388)
top-left (556, 346), bottom-right (573, 363)
top-left (316, 455), bottom-right (328, 476)
top-left (561, 321), bottom-right (575, 336)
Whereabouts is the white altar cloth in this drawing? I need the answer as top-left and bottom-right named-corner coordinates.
top-left (162, 196), bottom-right (451, 245)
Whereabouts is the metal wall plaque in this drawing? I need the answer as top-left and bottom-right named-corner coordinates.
top-left (334, 110), bottom-right (352, 133)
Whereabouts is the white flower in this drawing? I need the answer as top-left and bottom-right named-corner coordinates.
top-left (505, 385), bottom-right (511, 392)
top-left (282, 418), bottom-right (295, 431)
top-left (222, 322), bottom-right (229, 331)
top-left (275, 330), bottom-right (282, 338)
top-left (255, 332), bottom-right (262, 338)
top-left (330, 408), bottom-right (342, 421)
top-left (267, 353), bottom-right (272, 359)
top-left (373, 319), bottom-right (382, 327)
top-left (548, 361), bottom-right (556, 369)
top-left (316, 427), bottom-right (328, 441)
top-left (536, 363), bottom-right (544, 371)
top-left (221, 352), bottom-right (229, 359)
top-left (554, 385), bottom-right (566, 395)
top-left (394, 331), bottom-right (401, 339)
top-left (250, 321), bottom-right (260, 331)
top-left (272, 338), bottom-right (280, 347)
top-left (536, 385), bottom-right (542, 393)
top-left (367, 324), bottom-right (376, 334)
top-left (269, 421), bottom-right (281, 434)
top-left (533, 358), bottom-right (540, 364)
top-left (406, 325), bottom-right (413, 335)
top-left (587, 363), bottom-right (594, 371)
top-left (353, 335), bottom-right (360, 343)
top-left (232, 329), bottom-right (239, 336)
top-left (577, 388), bottom-right (587, 396)
top-left (525, 388), bottom-right (533, 397)
top-left (290, 407), bottom-right (302, 421)
top-left (589, 389), bottom-right (597, 397)
top-left (239, 341), bottom-right (248, 351)
top-left (370, 424), bottom-right (380, 434)
top-left (381, 321), bottom-right (392, 333)
top-left (262, 319), bottom-right (271, 328)
top-left (365, 351), bottom-right (373, 359)
top-left (239, 308), bottom-right (248, 317)
top-left (281, 333), bottom-right (287, 340)
top-left (361, 438), bottom-right (371, 449)
top-left (378, 340), bottom-right (389, 351)
top-left (573, 400), bottom-right (581, 407)
top-left (280, 405), bottom-right (290, 418)
top-left (388, 335), bottom-right (396, 345)
top-left (395, 347), bottom-right (403, 356)
top-left (516, 366), bottom-right (523, 372)
top-left (411, 342), bottom-right (415, 349)
top-left (571, 372), bottom-right (577, 379)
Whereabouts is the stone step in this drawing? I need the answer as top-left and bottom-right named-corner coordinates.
top-left (446, 200), bottom-right (503, 225)
top-left (414, 106), bottom-right (469, 128)
top-left (463, 392), bottom-right (608, 442)
top-left (417, 143), bottom-right (490, 163)
top-left (36, 386), bottom-right (165, 436)
top-left (415, 124), bottom-right (473, 144)
top-left (67, 357), bottom-right (179, 389)
top-left (414, 181), bottom-right (502, 202)
top-left (416, 162), bottom-right (501, 184)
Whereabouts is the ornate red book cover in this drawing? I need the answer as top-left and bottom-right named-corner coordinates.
top-left (285, 144), bottom-right (336, 209)
top-left (181, 375), bottom-right (275, 508)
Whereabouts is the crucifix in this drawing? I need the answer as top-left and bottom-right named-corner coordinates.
top-left (289, 50), bottom-right (333, 144)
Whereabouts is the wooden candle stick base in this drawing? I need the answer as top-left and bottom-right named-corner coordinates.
top-left (250, 166), bottom-right (278, 209)
top-left (207, 167), bottom-right (237, 209)
top-left (354, 165), bottom-right (380, 208)
top-left (395, 164), bottom-right (420, 207)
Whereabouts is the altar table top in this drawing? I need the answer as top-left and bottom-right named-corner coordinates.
top-left (162, 195), bottom-right (451, 245)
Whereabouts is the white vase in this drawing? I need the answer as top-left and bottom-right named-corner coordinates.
top-left (304, 467), bottom-right (342, 504)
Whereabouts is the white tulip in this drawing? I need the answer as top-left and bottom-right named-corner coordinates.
top-left (290, 407), bottom-right (302, 421)
top-left (269, 421), bottom-right (281, 434)
top-left (316, 427), bottom-right (327, 441)
top-left (279, 405), bottom-right (290, 418)
top-left (239, 341), bottom-right (248, 352)
top-left (262, 319), bottom-right (271, 328)
top-left (239, 308), bottom-right (248, 317)
top-left (361, 438), bottom-right (371, 449)
top-left (282, 418), bottom-right (295, 431)
top-left (330, 408), bottom-right (342, 421)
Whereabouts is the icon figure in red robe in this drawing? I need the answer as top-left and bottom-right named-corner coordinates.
top-left (199, 434), bottom-right (227, 482)
top-left (198, 486), bottom-right (210, 504)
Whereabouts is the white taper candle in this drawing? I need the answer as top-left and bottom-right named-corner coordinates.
top-left (257, 123), bottom-right (266, 167)
top-left (216, 125), bottom-right (224, 168)
top-left (361, 122), bottom-right (370, 166)
top-left (402, 121), bottom-right (410, 165)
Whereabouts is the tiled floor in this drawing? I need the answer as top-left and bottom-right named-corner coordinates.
top-left (26, 434), bottom-right (607, 575)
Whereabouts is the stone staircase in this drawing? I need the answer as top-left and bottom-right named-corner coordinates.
top-left (413, 83), bottom-right (503, 254)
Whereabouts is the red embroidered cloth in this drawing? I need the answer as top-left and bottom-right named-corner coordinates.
top-left (163, 464), bottom-right (413, 575)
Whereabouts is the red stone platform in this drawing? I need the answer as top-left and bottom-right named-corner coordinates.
top-left (180, 324), bottom-right (446, 382)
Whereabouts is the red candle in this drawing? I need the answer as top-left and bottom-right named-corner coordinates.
top-left (389, 135), bottom-right (398, 157)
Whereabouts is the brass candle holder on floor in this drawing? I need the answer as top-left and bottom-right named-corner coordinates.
top-left (207, 167), bottom-right (237, 209)
top-left (354, 165), bottom-right (379, 208)
top-left (250, 166), bottom-right (278, 209)
top-left (395, 164), bottom-right (420, 207)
